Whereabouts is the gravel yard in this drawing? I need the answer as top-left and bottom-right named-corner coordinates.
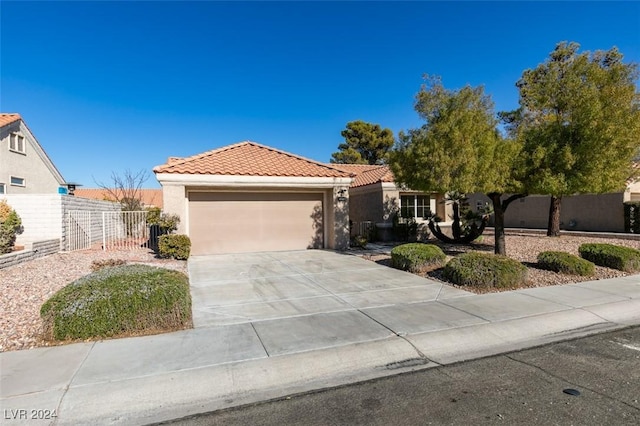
top-left (363, 231), bottom-right (640, 293)
top-left (0, 249), bottom-right (187, 353)
top-left (2, 233), bottom-right (639, 353)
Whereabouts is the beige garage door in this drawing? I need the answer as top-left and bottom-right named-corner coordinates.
top-left (189, 192), bottom-right (324, 255)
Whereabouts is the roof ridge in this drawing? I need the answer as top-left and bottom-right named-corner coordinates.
top-left (155, 141), bottom-right (355, 177)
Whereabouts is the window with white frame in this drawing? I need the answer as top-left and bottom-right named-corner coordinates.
top-left (0, 183), bottom-right (5, 194)
top-left (10, 176), bottom-right (25, 187)
top-left (400, 194), bottom-right (431, 219)
top-left (9, 133), bottom-right (26, 154)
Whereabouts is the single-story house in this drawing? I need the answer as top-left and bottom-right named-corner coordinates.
top-left (329, 164), bottom-right (452, 240)
top-left (154, 141), bottom-right (354, 255)
top-left (0, 113), bottom-right (67, 195)
top-left (467, 164), bottom-right (640, 233)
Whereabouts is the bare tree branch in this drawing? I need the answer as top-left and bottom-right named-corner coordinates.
top-left (94, 169), bottom-right (149, 211)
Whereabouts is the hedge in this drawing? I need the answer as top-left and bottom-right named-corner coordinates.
top-left (578, 243), bottom-right (640, 272)
top-left (442, 252), bottom-right (528, 289)
top-left (40, 264), bottom-right (192, 341)
top-left (390, 243), bottom-right (446, 272)
top-left (537, 251), bottom-right (595, 276)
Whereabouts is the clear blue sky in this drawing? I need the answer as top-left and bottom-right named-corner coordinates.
top-left (2, 1), bottom-right (639, 188)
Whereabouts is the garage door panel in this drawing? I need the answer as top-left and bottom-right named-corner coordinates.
top-left (189, 192), bottom-right (323, 255)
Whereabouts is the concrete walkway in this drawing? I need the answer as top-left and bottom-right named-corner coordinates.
top-left (1, 250), bottom-right (639, 425)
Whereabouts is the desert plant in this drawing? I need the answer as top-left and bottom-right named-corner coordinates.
top-left (537, 251), bottom-right (595, 276)
top-left (350, 234), bottom-right (368, 249)
top-left (90, 258), bottom-right (127, 272)
top-left (427, 192), bottom-right (490, 244)
top-left (579, 243), bottom-right (640, 272)
top-left (0, 200), bottom-right (23, 254)
top-left (158, 234), bottom-right (191, 260)
top-left (442, 252), bottom-right (528, 289)
top-left (390, 243), bottom-right (446, 273)
top-left (40, 264), bottom-right (191, 341)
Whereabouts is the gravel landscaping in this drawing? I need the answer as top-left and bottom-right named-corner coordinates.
top-left (363, 231), bottom-right (640, 293)
top-left (0, 249), bottom-right (187, 352)
top-left (2, 232), bottom-right (639, 353)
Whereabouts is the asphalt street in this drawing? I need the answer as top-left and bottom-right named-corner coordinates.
top-left (161, 326), bottom-right (640, 426)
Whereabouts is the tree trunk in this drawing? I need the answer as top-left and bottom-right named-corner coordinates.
top-left (547, 196), bottom-right (562, 237)
top-left (489, 193), bottom-right (507, 256)
top-left (451, 201), bottom-right (461, 240)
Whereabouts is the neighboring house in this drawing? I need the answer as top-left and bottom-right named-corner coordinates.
top-left (467, 165), bottom-right (640, 233)
top-left (330, 164), bottom-right (452, 240)
top-left (154, 141), bottom-right (354, 255)
top-left (0, 113), bottom-right (67, 194)
top-left (74, 188), bottom-right (163, 208)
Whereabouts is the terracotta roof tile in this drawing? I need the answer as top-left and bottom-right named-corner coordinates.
top-left (74, 188), bottom-right (163, 207)
top-left (0, 113), bottom-right (21, 127)
top-left (154, 141), bottom-right (353, 178)
top-left (330, 164), bottom-right (396, 188)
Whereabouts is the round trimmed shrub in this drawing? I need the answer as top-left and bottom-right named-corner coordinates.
top-left (579, 243), bottom-right (640, 272)
top-left (40, 264), bottom-right (192, 341)
top-left (158, 234), bottom-right (191, 260)
top-left (442, 252), bottom-right (528, 289)
top-left (390, 243), bottom-right (446, 272)
top-left (537, 251), bottom-right (595, 276)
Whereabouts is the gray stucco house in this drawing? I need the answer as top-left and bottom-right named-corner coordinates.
top-left (0, 113), bottom-right (66, 195)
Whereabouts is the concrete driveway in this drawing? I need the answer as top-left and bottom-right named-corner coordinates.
top-left (188, 250), bottom-right (473, 355)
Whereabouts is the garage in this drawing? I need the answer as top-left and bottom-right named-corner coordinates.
top-left (154, 141), bottom-right (354, 255)
top-left (189, 191), bottom-right (324, 255)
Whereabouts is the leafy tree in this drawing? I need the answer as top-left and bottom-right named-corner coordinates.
top-left (330, 120), bottom-right (394, 164)
top-left (513, 42), bottom-right (640, 236)
top-left (95, 169), bottom-right (149, 211)
top-left (390, 76), bottom-right (524, 255)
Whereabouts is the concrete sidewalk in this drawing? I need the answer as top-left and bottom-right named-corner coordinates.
top-left (1, 257), bottom-right (639, 425)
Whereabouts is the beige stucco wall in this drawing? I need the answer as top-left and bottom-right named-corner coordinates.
top-left (468, 192), bottom-right (627, 233)
top-left (348, 183), bottom-right (450, 241)
top-left (626, 180), bottom-right (640, 201)
top-left (161, 184), bottom-right (188, 234)
top-left (0, 120), bottom-right (65, 194)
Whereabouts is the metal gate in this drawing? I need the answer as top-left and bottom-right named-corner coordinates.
top-left (66, 211), bottom-right (92, 251)
top-left (102, 211), bottom-right (150, 250)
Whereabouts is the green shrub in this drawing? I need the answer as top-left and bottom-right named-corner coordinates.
top-left (442, 252), bottom-right (528, 289)
top-left (351, 234), bottom-right (368, 249)
top-left (0, 200), bottom-right (22, 254)
top-left (40, 265), bottom-right (192, 341)
top-left (579, 243), bottom-right (640, 272)
top-left (537, 251), bottom-right (595, 276)
top-left (91, 258), bottom-right (127, 272)
top-left (390, 243), bottom-right (446, 272)
top-left (158, 234), bottom-right (191, 260)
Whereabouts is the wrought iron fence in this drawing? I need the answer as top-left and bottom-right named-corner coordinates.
top-left (102, 211), bottom-right (150, 250)
top-left (66, 211), bottom-right (92, 251)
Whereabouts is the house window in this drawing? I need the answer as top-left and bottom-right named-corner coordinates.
top-left (0, 183), bottom-right (5, 194)
top-left (400, 194), bottom-right (431, 219)
top-left (10, 176), bottom-right (25, 187)
top-left (9, 133), bottom-right (26, 154)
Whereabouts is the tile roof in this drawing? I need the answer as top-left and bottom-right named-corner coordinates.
top-left (74, 188), bottom-right (163, 207)
top-left (0, 113), bottom-right (21, 127)
top-left (153, 141), bottom-right (353, 178)
top-left (330, 164), bottom-right (396, 188)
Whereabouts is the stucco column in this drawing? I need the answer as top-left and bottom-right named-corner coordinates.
top-left (161, 184), bottom-right (188, 234)
top-left (333, 186), bottom-right (350, 250)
